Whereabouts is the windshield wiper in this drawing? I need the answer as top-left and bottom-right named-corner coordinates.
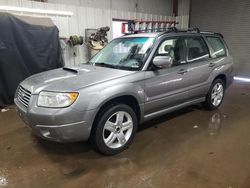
top-left (62, 67), bottom-right (78, 73)
top-left (92, 62), bottom-right (139, 71)
top-left (92, 62), bottom-right (118, 69)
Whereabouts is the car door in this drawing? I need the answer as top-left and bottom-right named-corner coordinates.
top-left (183, 35), bottom-right (218, 100)
top-left (144, 36), bottom-right (191, 116)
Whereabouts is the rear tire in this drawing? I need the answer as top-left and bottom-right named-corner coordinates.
top-left (90, 104), bottom-right (138, 155)
top-left (203, 79), bottom-right (225, 110)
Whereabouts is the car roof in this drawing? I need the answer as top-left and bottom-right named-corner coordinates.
top-left (119, 28), bottom-right (223, 39)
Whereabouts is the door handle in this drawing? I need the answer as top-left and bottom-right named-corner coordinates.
top-left (177, 69), bottom-right (188, 75)
top-left (209, 63), bottom-right (215, 67)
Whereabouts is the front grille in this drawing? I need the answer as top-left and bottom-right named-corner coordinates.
top-left (17, 86), bottom-right (31, 108)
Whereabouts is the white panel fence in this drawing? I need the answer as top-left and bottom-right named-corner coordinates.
top-left (0, 0), bottom-right (189, 66)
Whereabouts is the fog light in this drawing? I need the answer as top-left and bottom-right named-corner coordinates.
top-left (40, 129), bottom-right (51, 138)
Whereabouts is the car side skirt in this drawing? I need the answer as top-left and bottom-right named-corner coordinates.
top-left (143, 97), bottom-right (205, 122)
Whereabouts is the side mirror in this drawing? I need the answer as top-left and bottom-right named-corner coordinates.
top-left (152, 56), bottom-right (173, 69)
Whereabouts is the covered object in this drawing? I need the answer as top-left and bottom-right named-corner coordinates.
top-left (0, 13), bottom-right (63, 106)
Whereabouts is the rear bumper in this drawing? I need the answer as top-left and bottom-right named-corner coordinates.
top-left (226, 74), bottom-right (234, 88)
top-left (14, 97), bottom-right (96, 142)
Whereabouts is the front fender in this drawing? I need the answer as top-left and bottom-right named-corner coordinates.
top-left (88, 83), bottom-right (144, 110)
top-left (71, 82), bottom-right (145, 112)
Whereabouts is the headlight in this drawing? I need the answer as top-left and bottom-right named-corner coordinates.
top-left (37, 91), bottom-right (78, 108)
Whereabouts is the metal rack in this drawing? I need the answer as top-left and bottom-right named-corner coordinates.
top-left (126, 20), bottom-right (178, 34)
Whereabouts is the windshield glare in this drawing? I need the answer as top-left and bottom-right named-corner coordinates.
top-left (90, 37), bottom-right (155, 70)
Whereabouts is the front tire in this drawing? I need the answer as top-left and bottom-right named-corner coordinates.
top-left (203, 79), bottom-right (225, 110)
top-left (90, 104), bottom-right (138, 155)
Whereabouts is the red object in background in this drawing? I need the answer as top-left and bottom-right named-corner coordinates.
top-left (121, 23), bottom-right (126, 34)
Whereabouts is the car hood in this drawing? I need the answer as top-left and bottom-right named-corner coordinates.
top-left (21, 64), bottom-right (135, 94)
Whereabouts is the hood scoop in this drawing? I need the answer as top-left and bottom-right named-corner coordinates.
top-left (63, 67), bottom-right (78, 73)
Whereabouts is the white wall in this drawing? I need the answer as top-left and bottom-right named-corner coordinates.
top-left (49, 0), bottom-right (174, 16)
top-left (177, 0), bottom-right (190, 29)
top-left (0, 0), bottom-right (190, 66)
top-left (52, 6), bottom-right (178, 66)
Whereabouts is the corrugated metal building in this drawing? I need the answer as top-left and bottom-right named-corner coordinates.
top-left (190, 0), bottom-right (250, 77)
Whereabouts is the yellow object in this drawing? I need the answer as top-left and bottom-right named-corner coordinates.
top-left (69, 92), bottom-right (79, 105)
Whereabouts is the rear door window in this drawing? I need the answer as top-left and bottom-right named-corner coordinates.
top-left (185, 36), bottom-right (210, 62)
top-left (206, 36), bottom-right (227, 58)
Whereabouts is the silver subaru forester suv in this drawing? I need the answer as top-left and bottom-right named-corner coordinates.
top-left (15, 28), bottom-right (234, 155)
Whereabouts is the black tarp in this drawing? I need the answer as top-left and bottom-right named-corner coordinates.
top-left (0, 13), bottom-right (63, 106)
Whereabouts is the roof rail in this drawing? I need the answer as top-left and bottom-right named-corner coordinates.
top-left (125, 27), bottom-right (224, 37)
top-left (200, 31), bottom-right (224, 38)
top-left (168, 27), bottom-right (179, 32)
top-left (187, 27), bottom-right (200, 33)
top-left (161, 27), bottom-right (201, 35)
top-left (215, 32), bottom-right (224, 38)
top-left (160, 26), bottom-right (179, 35)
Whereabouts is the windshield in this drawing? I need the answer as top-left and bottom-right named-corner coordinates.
top-left (90, 37), bottom-right (155, 71)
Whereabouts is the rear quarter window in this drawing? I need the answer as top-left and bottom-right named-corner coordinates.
top-left (206, 36), bottom-right (227, 58)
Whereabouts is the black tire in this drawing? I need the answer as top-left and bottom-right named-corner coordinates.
top-left (203, 78), bottom-right (225, 110)
top-left (90, 104), bottom-right (138, 155)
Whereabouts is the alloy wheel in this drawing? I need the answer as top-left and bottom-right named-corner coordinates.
top-left (211, 83), bottom-right (224, 107)
top-left (102, 111), bottom-right (133, 149)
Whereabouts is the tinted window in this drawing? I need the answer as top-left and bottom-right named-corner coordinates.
top-left (206, 36), bottom-right (226, 57)
top-left (156, 37), bottom-right (186, 66)
top-left (185, 36), bottom-right (209, 62)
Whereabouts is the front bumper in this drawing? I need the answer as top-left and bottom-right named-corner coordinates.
top-left (14, 96), bottom-right (96, 142)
